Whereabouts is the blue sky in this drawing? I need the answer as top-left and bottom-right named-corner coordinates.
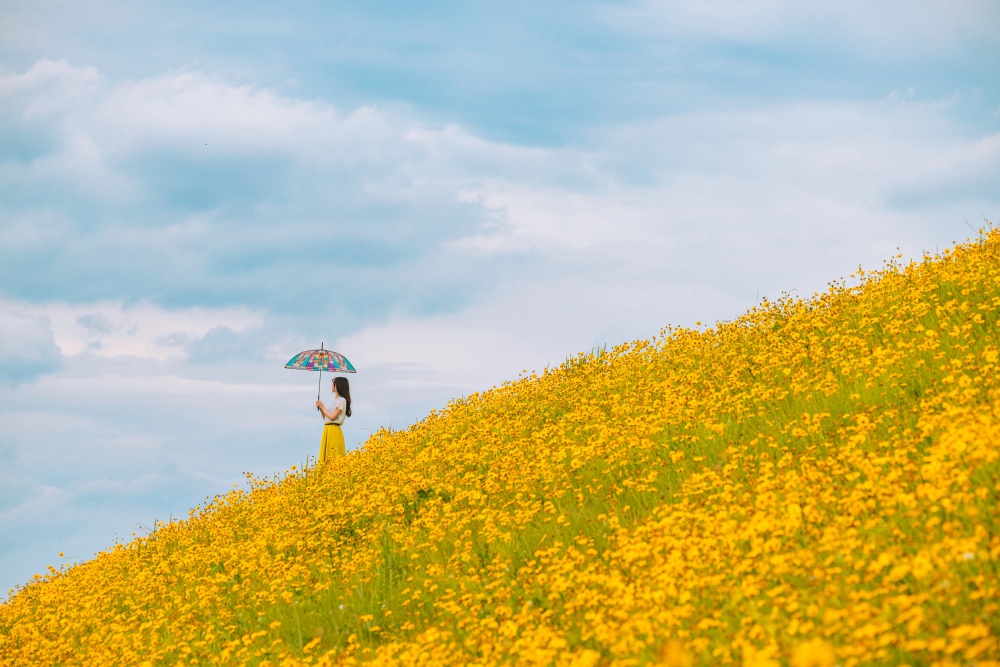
top-left (2, 0), bottom-right (999, 596)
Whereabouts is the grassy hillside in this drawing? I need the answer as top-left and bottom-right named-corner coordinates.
top-left (3, 230), bottom-right (1000, 667)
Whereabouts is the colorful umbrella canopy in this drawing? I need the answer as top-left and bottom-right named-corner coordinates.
top-left (285, 343), bottom-right (356, 404)
top-left (284, 345), bottom-right (356, 373)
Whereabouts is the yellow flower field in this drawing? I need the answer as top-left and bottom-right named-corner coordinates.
top-left (3, 229), bottom-right (999, 667)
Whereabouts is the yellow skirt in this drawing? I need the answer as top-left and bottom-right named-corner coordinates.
top-left (319, 423), bottom-right (346, 463)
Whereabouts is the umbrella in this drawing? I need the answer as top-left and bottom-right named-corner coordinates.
top-left (285, 343), bottom-right (356, 406)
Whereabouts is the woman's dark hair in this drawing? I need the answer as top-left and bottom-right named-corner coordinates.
top-left (333, 376), bottom-right (352, 417)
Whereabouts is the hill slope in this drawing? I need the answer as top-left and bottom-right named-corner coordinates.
top-left (2, 232), bottom-right (1000, 667)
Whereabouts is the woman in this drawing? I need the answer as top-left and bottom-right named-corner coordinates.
top-left (316, 376), bottom-right (352, 463)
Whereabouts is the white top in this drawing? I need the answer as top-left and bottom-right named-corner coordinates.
top-left (329, 396), bottom-right (347, 425)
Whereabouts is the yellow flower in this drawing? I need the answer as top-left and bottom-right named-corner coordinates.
top-left (658, 639), bottom-right (692, 667)
top-left (743, 645), bottom-right (780, 667)
top-left (790, 638), bottom-right (837, 667)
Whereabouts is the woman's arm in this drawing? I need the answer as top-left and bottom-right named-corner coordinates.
top-left (315, 400), bottom-right (343, 422)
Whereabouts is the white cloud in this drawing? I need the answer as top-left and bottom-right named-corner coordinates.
top-left (338, 321), bottom-right (557, 391)
top-left (94, 69), bottom-right (337, 156)
top-left (3, 61), bottom-right (996, 324)
top-left (0, 304), bottom-right (63, 387)
top-left (617, 0), bottom-right (1000, 58)
top-left (0, 58), bottom-right (101, 117)
top-left (1, 299), bottom-right (265, 360)
top-left (440, 98), bottom-right (998, 295)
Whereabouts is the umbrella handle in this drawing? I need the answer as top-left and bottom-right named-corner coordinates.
top-left (317, 370), bottom-right (322, 411)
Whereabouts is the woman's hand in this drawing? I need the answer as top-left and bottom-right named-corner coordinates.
top-left (316, 399), bottom-right (326, 416)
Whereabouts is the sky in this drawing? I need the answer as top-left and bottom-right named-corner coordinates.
top-left (1, 0), bottom-right (998, 596)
